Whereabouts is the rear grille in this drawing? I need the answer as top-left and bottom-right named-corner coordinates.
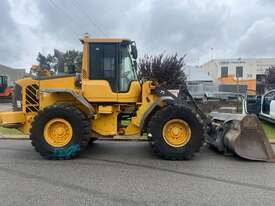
top-left (26, 84), bottom-right (39, 112)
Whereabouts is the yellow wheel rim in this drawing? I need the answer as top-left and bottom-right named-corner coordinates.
top-left (162, 119), bottom-right (191, 148)
top-left (44, 118), bottom-right (73, 148)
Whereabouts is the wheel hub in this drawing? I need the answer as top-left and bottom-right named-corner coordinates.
top-left (171, 127), bottom-right (180, 136)
top-left (44, 118), bottom-right (73, 148)
top-left (162, 119), bottom-right (191, 147)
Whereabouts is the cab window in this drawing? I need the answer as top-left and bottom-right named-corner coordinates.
top-left (119, 45), bottom-right (137, 92)
top-left (89, 43), bottom-right (118, 92)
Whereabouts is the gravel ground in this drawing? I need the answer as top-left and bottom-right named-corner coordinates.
top-left (0, 140), bottom-right (275, 206)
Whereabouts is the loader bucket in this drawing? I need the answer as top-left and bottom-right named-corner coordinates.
top-left (209, 113), bottom-right (275, 162)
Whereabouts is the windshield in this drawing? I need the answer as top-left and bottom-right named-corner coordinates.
top-left (119, 45), bottom-right (138, 92)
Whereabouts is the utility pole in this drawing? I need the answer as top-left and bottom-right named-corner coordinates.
top-left (236, 76), bottom-right (240, 113)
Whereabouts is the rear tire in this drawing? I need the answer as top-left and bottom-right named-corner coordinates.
top-left (30, 104), bottom-right (91, 160)
top-left (148, 104), bottom-right (204, 160)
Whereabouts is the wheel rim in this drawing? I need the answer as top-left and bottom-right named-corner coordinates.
top-left (44, 118), bottom-right (73, 148)
top-left (162, 119), bottom-right (191, 148)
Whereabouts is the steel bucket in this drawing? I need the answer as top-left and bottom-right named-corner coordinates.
top-left (208, 112), bottom-right (275, 162)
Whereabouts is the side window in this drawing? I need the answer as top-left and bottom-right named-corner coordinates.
top-left (265, 92), bottom-right (275, 101)
top-left (103, 57), bottom-right (115, 78)
top-left (0, 77), bottom-right (4, 93)
top-left (221, 66), bottom-right (228, 78)
top-left (119, 45), bottom-right (137, 92)
top-left (236, 66), bottom-right (243, 78)
top-left (89, 43), bottom-right (118, 91)
top-left (3, 76), bottom-right (7, 87)
top-left (263, 92), bottom-right (275, 114)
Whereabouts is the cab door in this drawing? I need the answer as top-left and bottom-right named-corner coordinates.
top-left (117, 43), bottom-right (141, 103)
top-left (82, 41), bottom-right (141, 103)
top-left (82, 43), bottom-right (119, 102)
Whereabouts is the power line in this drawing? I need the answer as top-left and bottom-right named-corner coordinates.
top-left (70, 0), bottom-right (108, 37)
top-left (47, 0), bottom-right (82, 34)
top-left (47, 0), bottom-right (108, 38)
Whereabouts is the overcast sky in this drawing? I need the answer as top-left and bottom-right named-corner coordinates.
top-left (1, 0), bottom-right (275, 69)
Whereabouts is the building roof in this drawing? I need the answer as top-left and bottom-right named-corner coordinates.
top-left (184, 65), bottom-right (213, 82)
top-left (202, 57), bottom-right (275, 66)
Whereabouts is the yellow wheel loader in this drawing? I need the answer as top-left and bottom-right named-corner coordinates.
top-left (2, 35), bottom-right (205, 160)
top-left (1, 35), bottom-right (274, 161)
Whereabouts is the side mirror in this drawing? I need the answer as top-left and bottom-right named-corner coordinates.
top-left (75, 73), bottom-right (81, 87)
top-left (131, 42), bottom-right (138, 59)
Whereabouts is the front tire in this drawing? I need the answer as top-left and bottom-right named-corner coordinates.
top-left (148, 104), bottom-right (204, 160)
top-left (30, 104), bottom-right (91, 160)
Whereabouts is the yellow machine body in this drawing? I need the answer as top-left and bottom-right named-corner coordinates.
top-left (2, 80), bottom-right (159, 139)
top-left (0, 35), bottom-right (209, 161)
top-left (0, 36), bottom-right (163, 140)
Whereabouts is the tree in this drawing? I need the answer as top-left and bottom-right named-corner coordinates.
top-left (63, 50), bottom-right (82, 72)
top-left (36, 53), bottom-right (51, 70)
top-left (265, 66), bottom-right (275, 90)
top-left (138, 53), bottom-right (186, 89)
top-left (36, 50), bottom-right (82, 73)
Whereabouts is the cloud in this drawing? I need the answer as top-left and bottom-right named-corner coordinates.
top-left (237, 18), bottom-right (275, 57)
top-left (141, 0), bottom-right (232, 63)
top-left (0, 1), bottom-right (22, 66)
top-left (1, 0), bottom-right (275, 68)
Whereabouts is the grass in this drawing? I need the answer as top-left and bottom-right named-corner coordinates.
top-left (0, 126), bottom-right (22, 135)
top-left (261, 120), bottom-right (275, 140)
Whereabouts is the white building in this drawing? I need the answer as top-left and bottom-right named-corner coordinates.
top-left (201, 58), bottom-right (275, 94)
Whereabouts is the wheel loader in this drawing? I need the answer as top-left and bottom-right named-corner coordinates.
top-left (0, 34), bottom-right (274, 161)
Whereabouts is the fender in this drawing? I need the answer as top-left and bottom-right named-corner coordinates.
top-left (140, 96), bottom-right (174, 133)
top-left (41, 88), bottom-right (95, 118)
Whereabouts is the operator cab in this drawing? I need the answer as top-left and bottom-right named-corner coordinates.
top-left (89, 39), bottom-right (138, 92)
top-left (81, 36), bottom-right (141, 103)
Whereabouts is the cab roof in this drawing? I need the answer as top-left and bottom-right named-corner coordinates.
top-left (81, 35), bottom-right (131, 44)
